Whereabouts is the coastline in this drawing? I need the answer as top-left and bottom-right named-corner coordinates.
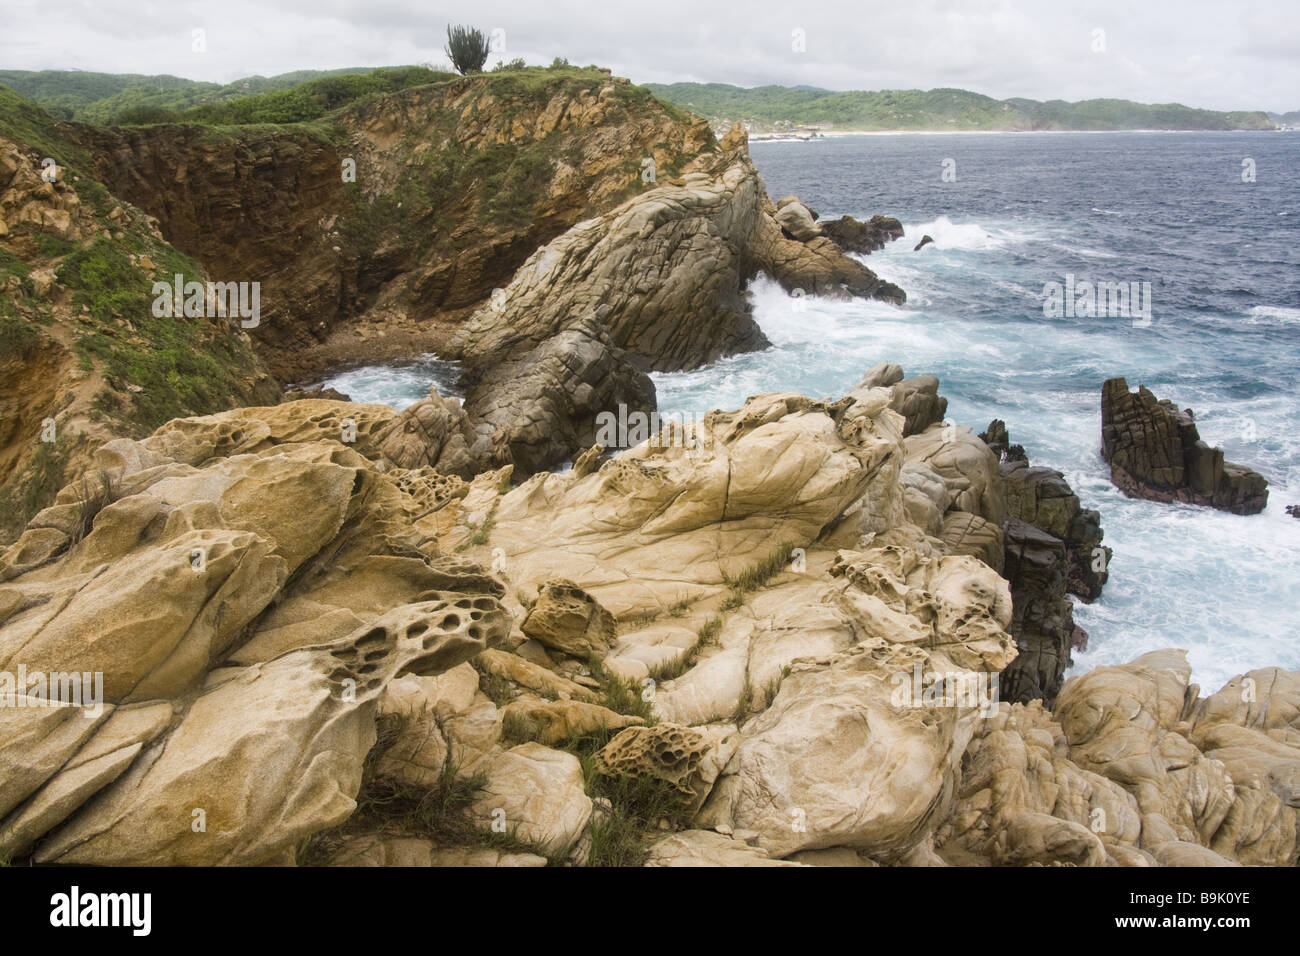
top-left (751, 127), bottom-right (1286, 139)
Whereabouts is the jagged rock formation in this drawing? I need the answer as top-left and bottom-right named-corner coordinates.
top-left (976, 421), bottom-right (1109, 706)
top-left (1000, 518), bottom-right (1078, 705)
top-left (937, 650), bottom-right (1300, 867)
top-left (0, 401), bottom-right (510, 864)
top-left (0, 375), bottom-right (1293, 867)
top-left (54, 74), bottom-right (905, 479)
top-left (1001, 456), bottom-right (1109, 601)
top-left (449, 149), bottom-right (775, 374)
top-left (772, 196), bottom-right (822, 242)
top-left (819, 214), bottom-right (904, 254)
top-left (455, 316), bottom-right (657, 474)
top-left (440, 123), bottom-right (902, 472)
top-left (1101, 377), bottom-right (1269, 514)
top-left (770, 201), bottom-right (905, 257)
top-left (859, 362), bottom-right (948, 435)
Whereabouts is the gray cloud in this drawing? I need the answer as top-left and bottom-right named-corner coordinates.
top-left (1, 0), bottom-right (1296, 112)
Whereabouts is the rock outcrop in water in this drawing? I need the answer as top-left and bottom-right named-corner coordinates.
top-left (819, 214), bottom-right (905, 255)
top-left (0, 72), bottom-right (913, 519)
top-left (62, 70), bottom-right (719, 383)
top-left (1101, 377), bottom-right (1269, 515)
top-left (3, 369), bottom-right (1292, 867)
top-left (62, 72), bottom-right (903, 393)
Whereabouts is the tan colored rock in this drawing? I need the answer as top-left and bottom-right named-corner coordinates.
top-left (375, 664), bottom-right (502, 786)
top-left (786, 847), bottom-right (878, 866)
top-left (521, 579), bottom-right (616, 659)
top-left (644, 829), bottom-right (801, 867)
top-left (428, 847), bottom-right (549, 867)
top-left (594, 724), bottom-right (711, 798)
top-left (35, 599), bottom-right (494, 865)
top-left (502, 698), bottom-right (643, 746)
top-left (1149, 841), bottom-right (1240, 866)
top-left (773, 199), bottom-right (822, 242)
top-left (0, 403), bottom-right (511, 863)
top-left (490, 391), bottom-right (905, 619)
top-left (474, 649), bottom-right (597, 702)
top-left (470, 743), bottom-right (592, 855)
top-left (331, 835), bottom-right (435, 866)
top-left (905, 423), bottom-right (1006, 526)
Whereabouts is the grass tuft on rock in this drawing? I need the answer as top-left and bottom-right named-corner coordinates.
top-left (563, 729), bottom-right (695, 866)
top-left (297, 712), bottom-right (557, 865)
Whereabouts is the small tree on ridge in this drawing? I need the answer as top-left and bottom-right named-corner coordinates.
top-left (445, 25), bottom-right (490, 75)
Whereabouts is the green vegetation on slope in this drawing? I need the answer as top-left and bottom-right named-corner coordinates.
top-left (0, 83), bottom-right (281, 538)
top-left (124, 66), bottom-right (458, 126)
top-left (0, 62), bottom-right (656, 130)
top-left (59, 235), bottom-right (261, 432)
top-left (337, 67), bottom-right (693, 253)
top-left (644, 82), bottom-right (1276, 131)
top-left (0, 66), bottom-right (409, 124)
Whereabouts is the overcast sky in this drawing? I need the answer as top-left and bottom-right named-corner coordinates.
top-left (3, 0), bottom-right (1297, 112)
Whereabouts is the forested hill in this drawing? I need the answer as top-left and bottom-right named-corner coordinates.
top-left (643, 82), bottom-right (1277, 131)
top-left (0, 67), bottom-right (384, 123)
top-left (1, 69), bottom-right (1278, 131)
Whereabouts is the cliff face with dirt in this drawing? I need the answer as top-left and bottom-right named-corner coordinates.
top-left (64, 71), bottom-right (719, 381)
top-left (0, 89), bottom-right (279, 542)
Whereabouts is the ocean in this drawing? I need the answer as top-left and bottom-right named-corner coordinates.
top-left (324, 131), bottom-right (1300, 691)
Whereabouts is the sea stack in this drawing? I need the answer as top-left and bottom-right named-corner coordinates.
top-left (1100, 377), bottom-right (1269, 514)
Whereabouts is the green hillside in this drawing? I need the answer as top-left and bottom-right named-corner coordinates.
top-left (0, 66), bottom-right (411, 123)
top-left (1, 68), bottom-right (1279, 132)
top-left (644, 82), bottom-right (1276, 132)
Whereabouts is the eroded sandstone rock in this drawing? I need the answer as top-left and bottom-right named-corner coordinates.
top-left (521, 579), bottom-right (617, 659)
top-left (0, 405), bottom-right (510, 864)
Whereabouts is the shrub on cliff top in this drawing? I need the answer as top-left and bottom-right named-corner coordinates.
top-left (445, 25), bottom-right (490, 75)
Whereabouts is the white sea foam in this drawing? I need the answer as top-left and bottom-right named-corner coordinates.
top-left (901, 215), bottom-right (1007, 251)
top-left (1248, 305), bottom-right (1300, 324)
top-left (659, 273), bottom-right (1300, 693)
top-left (314, 353), bottom-right (462, 409)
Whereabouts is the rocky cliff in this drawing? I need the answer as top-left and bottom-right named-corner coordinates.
top-left (0, 87), bottom-right (279, 542)
top-left (65, 70), bottom-right (719, 381)
top-left (1, 70), bottom-right (908, 531)
top-left (2, 69), bottom-right (1292, 870)
top-left (63, 69), bottom-right (887, 384)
